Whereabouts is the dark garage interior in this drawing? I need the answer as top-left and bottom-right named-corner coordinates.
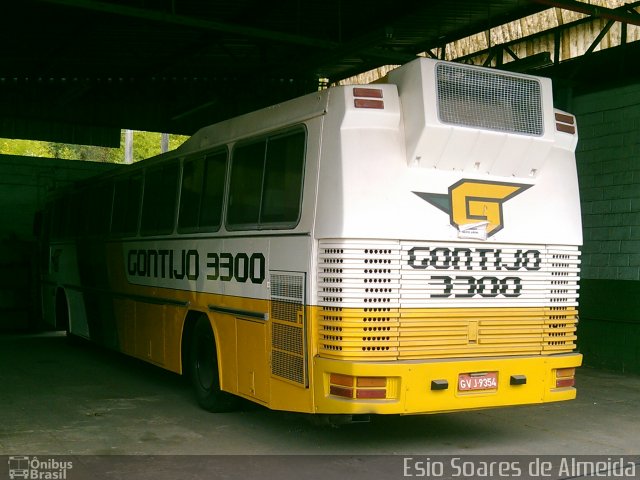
top-left (1, 1), bottom-right (639, 476)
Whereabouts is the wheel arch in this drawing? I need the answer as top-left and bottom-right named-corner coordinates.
top-left (54, 287), bottom-right (70, 331)
top-left (181, 309), bottom-right (218, 376)
top-left (184, 309), bottom-right (240, 411)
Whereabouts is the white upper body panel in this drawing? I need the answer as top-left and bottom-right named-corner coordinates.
top-left (314, 58), bottom-right (582, 247)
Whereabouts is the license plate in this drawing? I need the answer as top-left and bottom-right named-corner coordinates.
top-left (458, 372), bottom-right (498, 392)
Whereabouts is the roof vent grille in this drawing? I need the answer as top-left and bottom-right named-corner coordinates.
top-left (436, 63), bottom-right (543, 136)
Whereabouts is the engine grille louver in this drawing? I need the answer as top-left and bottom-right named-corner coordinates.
top-left (318, 240), bottom-right (579, 360)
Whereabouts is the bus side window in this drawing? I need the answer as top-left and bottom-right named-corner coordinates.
top-left (199, 150), bottom-right (227, 229)
top-left (226, 128), bottom-right (305, 230)
top-left (227, 140), bottom-right (265, 228)
top-left (178, 157), bottom-right (203, 230)
top-left (140, 161), bottom-right (179, 235)
top-left (261, 130), bottom-right (305, 225)
top-left (84, 182), bottom-right (113, 236)
top-left (112, 175), bottom-right (143, 236)
top-left (179, 150), bottom-right (227, 232)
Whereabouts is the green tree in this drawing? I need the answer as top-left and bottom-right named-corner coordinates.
top-left (0, 138), bottom-right (51, 157)
top-left (0, 131), bottom-right (188, 163)
top-left (129, 131), bottom-right (187, 162)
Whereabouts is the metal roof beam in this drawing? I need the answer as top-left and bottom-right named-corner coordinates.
top-left (450, 1), bottom-right (640, 66)
top-left (531, 0), bottom-right (640, 27)
top-left (35, 0), bottom-right (339, 49)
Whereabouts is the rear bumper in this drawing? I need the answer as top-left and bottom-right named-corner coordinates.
top-left (313, 353), bottom-right (582, 414)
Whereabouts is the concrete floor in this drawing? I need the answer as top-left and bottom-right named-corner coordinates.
top-left (1, 332), bottom-right (639, 478)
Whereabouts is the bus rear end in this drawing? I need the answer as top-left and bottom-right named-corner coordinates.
top-left (310, 58), bottom-right (581, 414)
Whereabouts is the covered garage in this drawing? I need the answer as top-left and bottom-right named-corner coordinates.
top-left (0, 1), bottom-right (639, 477)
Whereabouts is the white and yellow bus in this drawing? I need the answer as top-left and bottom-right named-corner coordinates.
top-left (41, 58), bottom-right (582, 415)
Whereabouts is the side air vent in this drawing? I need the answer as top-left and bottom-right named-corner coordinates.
top-left (270, 272), bottom-right (307, 386)
top-left (436, 62), bottom-right (543, 136)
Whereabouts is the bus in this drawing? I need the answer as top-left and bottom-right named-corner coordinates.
top-left (40, 57), bottom-right (582, 416)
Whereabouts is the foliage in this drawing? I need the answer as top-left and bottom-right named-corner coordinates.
top-left (0, 138), bottom-right (51, 158)
top-left (0, 130), bottom-right (189, 163)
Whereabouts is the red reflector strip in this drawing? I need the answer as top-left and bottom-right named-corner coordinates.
top-left (330, 385), bottom-right (354, 398)
top-left (354, 99), bottom-right (384, 109)
top-left (556, 123), bottom-right (576, 134)
top-left (356, 389), bottom-right (386, 399)
top-left (353, 87), bottom-right (383, 98)
top-left (555, 112), bottom-right (574, 124)
top-left (555, 112), bottom-right (576, 134)
top-left (556, 377), bottom-right (575, 388)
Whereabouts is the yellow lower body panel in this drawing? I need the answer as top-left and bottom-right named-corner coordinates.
top-left (312, 353), bottom-right (582, 415)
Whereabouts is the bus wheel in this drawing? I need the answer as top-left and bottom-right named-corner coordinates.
top-left (189, 316), bottom-right (238, 412)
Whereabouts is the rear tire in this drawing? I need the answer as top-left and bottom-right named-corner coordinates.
top-left (189, 316), bottom-right (239, 412)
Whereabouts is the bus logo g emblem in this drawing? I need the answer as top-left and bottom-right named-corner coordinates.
top-left (414, 179), bottom-right (531, 237)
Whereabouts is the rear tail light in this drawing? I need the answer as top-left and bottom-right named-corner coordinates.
top-left (329, 385), bottom-right (354, 397)
top-left (329, 373), bottom-right (387, 399)
top-left (555, 367), bottom-right (576, 388)
top-left (356, 376), bottom-right (386, 387)
top-left (556, 377), bottom-right (575, 388)
top-left (356, 389), bottom-right (386, 399)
